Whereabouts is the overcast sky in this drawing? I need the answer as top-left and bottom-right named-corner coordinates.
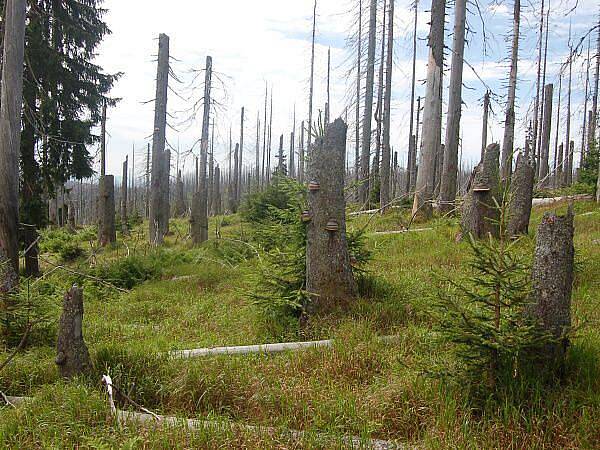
top-left (95, 0), bottom-right (598, 181)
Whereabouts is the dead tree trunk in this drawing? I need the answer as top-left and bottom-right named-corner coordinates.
top-left (160, 150), bottom-right (170, 235)
top-left (255, 112), bottom-right (261, 185)
top-left (238, 107), bottom-right (244, 202)
top-left (149, 33), bottom-right (169, 245)
top-left (231, 143), bottom-right (239, 212)
top-left (56, 285), bottom-right (91, 379)
top-left (373, 0), bottom-right (387, 201)
top-left (563, 45), bottom-right (573, 186)
top-left (0, 0), bottom-right (26, 278)
top-left (355, 0), bottom-right (362, 198)
top-left (405, 0), bottom-right (419, 194)
top-left (98, 175), bottom-right (116, 246)
top-left (439, 0), bottom-right (467, 214)
top-left (460, 143), bottom-right (500, 239)
top-left (500, 0), bottom-right (521, 181)
top-left (121, 156), bottom-right (128, 233)
top-left (145, 143), bottom-right (150, 219)
top-left (359, 0), bottom-right (378, 204)
top-left (191, 55), bottom-right (212, 244)
top-left (380, 0), bottom-right (394, 211)
top-left (539, 83), bottom-right (553, 185)
top-left (289, 131), bottom-right (296, 179)
top-left (507, 152), bottom-right (534, 236)
top-left (299, 121), bottom-right (305, 183)
top-left (531, 0), bottom-right (545, 171)
top-left (481, 91), bottom-right (490, 161)
top-left (308, 0), bottom-right (317, 151)
top-left (306, 119), bottom-right (357, 314)
top-left (214, 166), bottom-right (221, 215)
top-left (553, 73), bottom-right (562, 187)
top-left (590, 16), bottom-right (599, 154)
top-left (531, 208), bottom-right (574, 363)
top-left (174, 170), bottom-right (185, 216)
top-left (412, 0), bottom-right (445, 219)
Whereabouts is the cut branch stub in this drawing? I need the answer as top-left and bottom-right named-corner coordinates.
top-left (530, 207), bottom-right (574, 364)
top-left (56, 285), bottom-right (91, 379)
top-left (460, 143), bottom-right (501, 239)
top-left (306, 119), bottom-right (357, 315)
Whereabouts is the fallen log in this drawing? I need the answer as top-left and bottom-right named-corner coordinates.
top-left (169, 335), bottom-right (399, 359)
top-left (102, 375), bottom-right (403, 449)
top-left (532, 194), bottom-right (592, 206)
top-left (370, 228), bottom-right (434, 236)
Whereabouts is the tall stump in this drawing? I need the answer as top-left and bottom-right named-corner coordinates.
top-left (461, 143), bottom-right (501, 239)
top-left (56, 285), bottom-right (91, 379)
top-left (190, 190), bottom-right (208, 244)
top-left (306, 119), bottom-right (357, 314)
top-left (531, 208), bottom-right (574, 363)
top-left (507, 152), bottom-right (535, 236)
top-left (97, 175), bottom-right (116, 246)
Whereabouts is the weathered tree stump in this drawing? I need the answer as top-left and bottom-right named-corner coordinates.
top-left (190, 190), bottom-right (208, 245)
top-left (174, 170), bottom-right (186, 217)
top-left (56, 285), bottom-right (91, 379)
top-left (460, 143), bottom-right (501, 239)
top-left (306, 119), bottom-right (357, 314)
top-left (530, 208), bottom-right (574, 364)
top-left (97, 175), bottom-right (116, 246)
top-left (507, 152), bottom-right (535, 237)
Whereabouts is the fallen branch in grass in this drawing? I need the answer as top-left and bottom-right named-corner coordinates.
top-left (532, 194), bottom-right (592, 206)
top-left (168, 336), bottom-right (399, 359)
top-left (370, 228), bottom-right (434, 236)
top-left (0, 392), bottom-right (32, 407)
top-left (101, 375), bottom-right (402, 449)
top-left (0, 322), bottom-right (34, 374)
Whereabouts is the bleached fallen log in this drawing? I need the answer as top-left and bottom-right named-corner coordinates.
top-left (349, 206), bottom-right (401, 217)
top-left (532, 194), bottom-right (592, 206)
top-left (370, 228), bottom-right (434, 236)
top-left (1, 392), bottom-right (32, 407)
top-left (102, 375), bottom-right (401, 449)
top-left (169, 335), bottom-right (398, 359)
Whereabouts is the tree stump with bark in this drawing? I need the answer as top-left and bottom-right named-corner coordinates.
top-left (306, 119), bottom-right (357, 315)
top-left (97, 175), bottom-right (116, 246)
top-left (56, 285), bottom-right (91, 379)
top-left (530, 207), bottom-right (574, 363)
top-left (507, 152), bottom-right (535, 237)
top-left (460, 143), bottom-right (501, 239)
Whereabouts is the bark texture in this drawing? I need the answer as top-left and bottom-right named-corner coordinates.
top-left (412, 0), bottom-right (445, 218)
top-left (439, 0), bottom-right (466, 213)
top-left (0, 0), bottom-right (26, 274)
top-left (500, 0), bottom-right (521, 181)
top-left (359, 0), bottom-right (378, 204)
top-left (174, 170), bottom-right (186, 217)
top-left (531, 208), bottom-right (574, 362)
top-left (149, 34), bottom-right (169, 245)
top-left (190, 191), bottom-right (208, 244)
top-left (380, 0), bottom-right (394, 211)
top-left (306, 119), bottom-right (357, 314)
top-left (97, 175), bottom-right (116, 246)
top-left (56, 285), bottom-right (91, 379)
top-left (538, 83), bottom-right (553, 185)
top-left (507, 152), bottom-right (534, 236)
top-left (460, 143), bottom-right (500, 239)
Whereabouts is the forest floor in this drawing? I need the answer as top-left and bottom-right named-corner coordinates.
top-left (0, 199), bottom-right (599, 448)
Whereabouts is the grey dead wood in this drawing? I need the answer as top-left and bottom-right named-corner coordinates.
top-left (56, 285), bottom-right (91, 379)
top-left (538, 84), bottom-right (553, 185)
top-left (149, 34), bottom-right (169, 245)
top-left (500, 0), bottom-right (521, 182)
top-left (439, 0), bottom-right (467, 213)
top-left (507, 152), bottom-right (535, 236)
top-left (98, 175), bottom-right (116, 246)
top-left (306, 119), bottom-right (357, 315)
top-left (359, 0), bottom-right (378, 204)
top-left (121, 156), bottom-right (128, 233)
top-left (530, 208), bottom-right (574, 363)
top-left (174, 170), bottom-right (186, 217)
top-left (460, 143), bottom-right (501, 239)
top-left (412, 0), bottom-right (445, 218)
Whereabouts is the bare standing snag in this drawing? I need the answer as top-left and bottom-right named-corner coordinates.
top-left (306, 119), bottom-right (357, 314)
